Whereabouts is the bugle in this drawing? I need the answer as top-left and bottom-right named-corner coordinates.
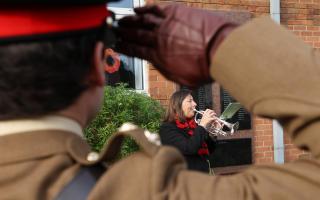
top-left (193, 109), bottom-right (239, 137)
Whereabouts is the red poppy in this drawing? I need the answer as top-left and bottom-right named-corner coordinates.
top-left (104, 48), bottom-right (120, 74)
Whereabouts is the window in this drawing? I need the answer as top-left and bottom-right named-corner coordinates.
top-left (181, 84), bottom-right (251, 130)
top-left (105, 0), bottom-right (147, 92)
top-left (180, 84), bottom-right (213, 111)
top-left (220, 87), bottom-right (251, 130)
top-left (180, 85), bottom-right (253, 169)
top-left (108, 0), bottom-right (134, 9)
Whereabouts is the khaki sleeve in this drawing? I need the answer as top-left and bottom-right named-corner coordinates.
top-left (211, 16), bottom-right (320, 118)
top-left (86, 123), bottom-right (320, 200)
top-left (87, 125), bottom-right (246, 200)
top-left (88, 143), bottom-right (250, 200)
top-left (89, 145), bottom-right (320, 200)
top-left (210, 17), bottom-right (320, 153)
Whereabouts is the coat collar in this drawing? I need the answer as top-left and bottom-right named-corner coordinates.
top-left (0, 115), bottom-right (83, 137)
top-left (0, 130), bottom-right (95, 166)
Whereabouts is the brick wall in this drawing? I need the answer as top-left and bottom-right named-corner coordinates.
top-left (253, 117), bottom-right (274, 164)
top-left (282, 0), bottom-right (320, 49)
top-left (148, 65), bottom-right (177, 107)
top-left (148, 0), bottom-right (318, 164)
top-left (253, 118), bottom-right (309, 164)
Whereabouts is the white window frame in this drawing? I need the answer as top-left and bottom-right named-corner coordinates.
top-left (107, 0), bottom-right (148, 94)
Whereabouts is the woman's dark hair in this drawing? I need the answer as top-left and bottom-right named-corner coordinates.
top-left (0, 32), bottom-right (100, 120)
top-left (163, 89), bottom-right (192, 123)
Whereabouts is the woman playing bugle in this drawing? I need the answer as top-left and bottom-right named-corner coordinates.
top-left (159, 89), bottom-right (221, 174)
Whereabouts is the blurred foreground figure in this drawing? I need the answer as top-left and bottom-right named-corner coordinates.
top-left (2, 1), bottom-right (320, 199)
top-left (108, 3), bottom-right (320, 199)
top-left (0, 0), bottom-right (149, 199)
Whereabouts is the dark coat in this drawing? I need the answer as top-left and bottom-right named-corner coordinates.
top-left (159, 121), bottom-right (216, 173)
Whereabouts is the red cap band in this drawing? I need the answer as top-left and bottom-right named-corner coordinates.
top-left (0, 5), bottom-right (109, 39)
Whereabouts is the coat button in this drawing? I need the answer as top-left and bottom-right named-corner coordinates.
top-left (87, 152), bottom-right (99, 162)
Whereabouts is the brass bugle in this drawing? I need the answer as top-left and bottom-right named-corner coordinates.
top-left (193, 109), bottom-right (239, 136)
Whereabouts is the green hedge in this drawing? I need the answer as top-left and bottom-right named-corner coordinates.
top-left (84, 84), bottom-right (165, 158)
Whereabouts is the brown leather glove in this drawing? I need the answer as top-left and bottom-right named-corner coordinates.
top-left (115, 4), bottom-right (238, 87)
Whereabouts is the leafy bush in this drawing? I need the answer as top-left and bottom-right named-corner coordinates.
top-left (84, 83), bottom-right (165, 158)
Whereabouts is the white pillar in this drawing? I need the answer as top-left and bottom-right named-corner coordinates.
top-left (272, 120), bottom-right (284, 163)
top-left (270, 0), bottom-right (280, 24)
top-left (270, 0), bottom-right (284, 164)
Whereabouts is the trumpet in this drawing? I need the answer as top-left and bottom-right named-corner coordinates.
top-left (193, 109), bottom-right (239, 137)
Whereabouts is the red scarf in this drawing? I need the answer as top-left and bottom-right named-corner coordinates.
top-left (175, 118), bottom-right (209, 156)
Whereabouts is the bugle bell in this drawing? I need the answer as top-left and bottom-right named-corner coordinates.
top-left (193, 109), bottom-right (239, 137)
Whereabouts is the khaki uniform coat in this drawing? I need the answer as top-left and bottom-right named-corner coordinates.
top-left (1, 17), bottom-right (320, 199)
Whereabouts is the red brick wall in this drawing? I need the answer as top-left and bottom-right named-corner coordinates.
top-left (148, 65), bottom-right (177, 107)
top-left (253, 117), bottom-right (274, 164)
top-left (185, 0), bottom-right (270, 17)
top-left (253, 118), bottom-right (309, 164)
top-left (282, 0), bottom-right (320, 49)
top-left (147, 0), bottom-right (317, 164)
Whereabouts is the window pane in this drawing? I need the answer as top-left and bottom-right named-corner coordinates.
top-left (108, 0), bottom-right (133, 8)
top-left (104, 48), bottom-right (144, 90)
top-left (106, 0), bottom-right (146, 92)
top-left (220, 88), bottom-right (251, 130)
top-left (180, 84), bottom-right (213, 111)
top-left (133, 58), bottom-right (144, 90)
top-left (210, 138), bottom-right (252, 167)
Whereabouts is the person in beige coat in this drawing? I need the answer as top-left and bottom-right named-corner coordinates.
top-left (0, 0), bottom-right (131, 199)
top-left (2, 1), bottom-right (320, 200)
